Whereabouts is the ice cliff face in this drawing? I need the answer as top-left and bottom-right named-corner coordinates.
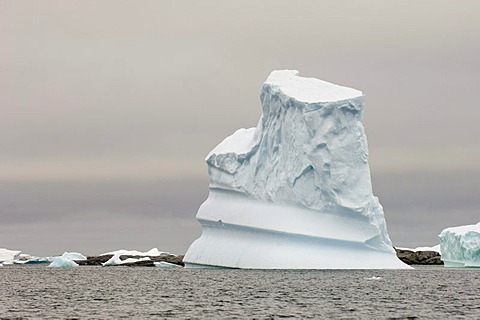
top-left (439, 222), bottom-right (480, 268)
top-left (185, 70), bottom-right (408, 269)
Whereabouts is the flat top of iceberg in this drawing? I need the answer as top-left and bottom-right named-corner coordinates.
top-left (264, 70), bottom-right (363, 103)
top-left (441, 222), bottom-right (480, 235)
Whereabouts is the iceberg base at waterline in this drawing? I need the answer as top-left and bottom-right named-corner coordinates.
top-left (185, 190), bottom-right (407, 269)
top-left (48, 257), bottom-right (79, 268)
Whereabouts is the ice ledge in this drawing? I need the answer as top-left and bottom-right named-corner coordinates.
top-left (264, 70), bottom-right (363, 103)
top-left (184, 190), bottom-right (409, 269)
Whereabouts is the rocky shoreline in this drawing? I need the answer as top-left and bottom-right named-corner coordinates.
top-left (3, 248), bottom-right (443, 267)
top-left (73, 249), bottom-right (442, 267)
top-left (76, 254), bottom-right (185, 267)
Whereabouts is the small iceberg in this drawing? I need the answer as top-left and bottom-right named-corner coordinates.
top-left (0, 248), bottom-right (21, 263)
top-left (13, 257), bottom-right (54, 265)
top-left (61, 252), bottom-right (87, 261)
top-left (439, 222), bottom-right (480, 268)
top-left (364, 276), bottom-right (382, 280)
top-left (49, 257), bottom-right (79, 268)
top-left (48, 251), bottom-right (87, 268)
top-left (154, 261), bottom-right (182, 268)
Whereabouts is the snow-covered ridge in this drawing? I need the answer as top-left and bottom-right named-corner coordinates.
top-left (396, 245), bottom-right (441, 253)
top-left (439, 222), bottom-right (480, 268)
top-left (185, 70), bottom-right (408, 269)
top-left (100, 248), bottom-right (170, 257)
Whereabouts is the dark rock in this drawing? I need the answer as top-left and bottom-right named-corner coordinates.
top-left (76, 255), bottom-right (113, 266)
top-left (75, 254), bottom-right (184, 267)
top-left (395, 248), bottom-right (443, 265)
top-left (118, 254), bottom-right (185, 267)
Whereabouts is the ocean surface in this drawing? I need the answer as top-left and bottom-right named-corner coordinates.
top-left (1, 265), bottom-right (479, 319)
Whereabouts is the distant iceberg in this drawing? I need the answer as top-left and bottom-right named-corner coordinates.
top-left (61, 252), bottom-right (87, 261)
top-left (439, 222), bottom-right (480, 268)
top-left (49, 257), bottom-right (79, 268)
top-left (13, 256), bottom-right (54, 265)
top-left (48, 252), bottom-right (87, 268)
top-left (0, 248), bottom-right (21, 263)
top-left (184, 70), bottom-right (409, 269)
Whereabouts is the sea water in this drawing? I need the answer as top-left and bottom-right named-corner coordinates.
top-left (1, 265), bottom-right (479, 319)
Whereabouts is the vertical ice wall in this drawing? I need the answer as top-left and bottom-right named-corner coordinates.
top-left (185, 70), bottom-right (409, 269)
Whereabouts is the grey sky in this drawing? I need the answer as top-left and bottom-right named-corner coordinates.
top-left (1, 1), bottom-right (479, 255)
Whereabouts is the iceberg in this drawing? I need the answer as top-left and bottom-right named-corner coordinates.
top-left (61, 252), bottom-right (87, 261)
top-left (48, 252), bottom-right (86, 267)
top-left (48, 257), bottom-right (79, 268)
top-left (439, 222), bottom-right (480, 268)
top-left (184, 70), bottom-right (409, 269)
top-left (0, 248), bottom-right (21, 263)
top-left (14, 257), bottom-right (54, 265)
top-left (12, 254), bottom-right (54, 265)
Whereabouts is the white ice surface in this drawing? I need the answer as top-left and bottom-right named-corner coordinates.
top-left (396, 245), bottom-right (441, 253)
top-left (61, 252), bottom-right (87, 261)
top-left (13, 256), bottom-right (54, 264)
top-left (102, 253), bottom-right (151, 266)
top-left (415, 245), bottom-right (441, 253)
top-left (439, 222), bottom-right (480, 268)
top-left (49, 257), bottom-right (79, 268)
top-left (100, 248), bottom-right (170, 257)
top-left (0, 248), bottom-right (21, 263)
top-left (154, 261), bottom-right (181, 268)
top-left (207, 128), bottom-right (256, 160)
top-left (185, 70), bottom-right (409, 269)
top-left (265, 70), bottom-right (363, 103)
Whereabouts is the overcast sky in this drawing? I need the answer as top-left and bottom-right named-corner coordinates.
top-left (1, 1), bottom-right (479, 255)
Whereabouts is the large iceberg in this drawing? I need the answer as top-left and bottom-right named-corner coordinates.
top-left (184, 70), bottom-right (409, 269)
top-left (439, 222), bottom-right (480, 268)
